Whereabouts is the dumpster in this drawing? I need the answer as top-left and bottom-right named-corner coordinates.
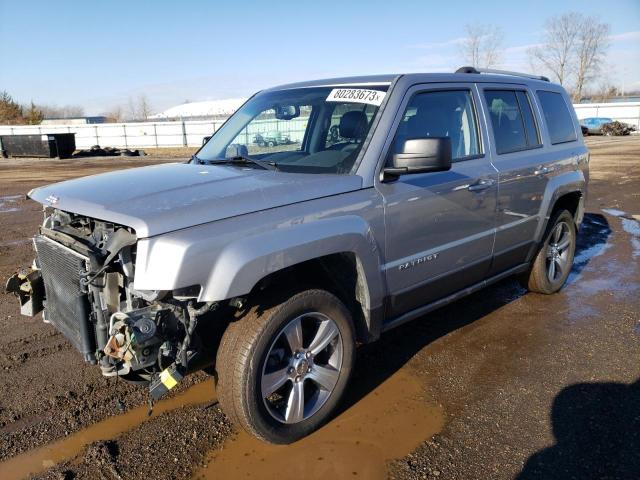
top-left (0, 133), bottom-right (76, 159)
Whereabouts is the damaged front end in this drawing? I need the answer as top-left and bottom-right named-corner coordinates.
top-left (6, 208), bottom-right (220, 400)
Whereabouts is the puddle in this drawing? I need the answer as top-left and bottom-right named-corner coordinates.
top-left (196, 369), bottom-right (444, 480)
top-left (567, 214), bottom-right (612, 285)
top-left (0, 380), bottom-right (215, 480)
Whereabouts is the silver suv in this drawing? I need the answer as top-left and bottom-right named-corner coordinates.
top-left (7, 67), bottom-right (588, 443)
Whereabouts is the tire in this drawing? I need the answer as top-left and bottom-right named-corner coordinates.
top-left (267, 141), bottom-right (275, 147)
top-left (216, 289), bottom-right (355, 444)
top-left (522, 209), bottom-right (576, 294)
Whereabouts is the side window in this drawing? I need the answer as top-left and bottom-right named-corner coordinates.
top-left (484, 90), bottom-right (527, 154)
top-left (393, 90), bottom-right (480, 160)
top-left (516, 91), bottom-right (541, 147)
top-left (536, 91), bottom-right (577, 144)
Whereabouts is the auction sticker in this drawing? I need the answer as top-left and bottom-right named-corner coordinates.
top-left (326, 88), bottom-right (386, 106)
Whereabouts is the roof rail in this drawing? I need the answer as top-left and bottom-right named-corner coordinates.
top-left (455, 66), bottom-right (550, 82)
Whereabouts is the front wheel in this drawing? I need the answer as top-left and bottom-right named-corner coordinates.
top-left (216, 289), bottom-right (355, 443)
top-left (522, 209), bottom-right (576, 294)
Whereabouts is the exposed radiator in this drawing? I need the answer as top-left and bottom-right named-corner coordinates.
top-left (34, 235), bottom-right (96, 362)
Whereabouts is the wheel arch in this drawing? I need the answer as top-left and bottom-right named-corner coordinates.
top-left (534, 170), bottom-right (586, 244)
top-left (198, 216), bottom-right (385, 343)
top-left (248, 252), bottom-right (379, 344)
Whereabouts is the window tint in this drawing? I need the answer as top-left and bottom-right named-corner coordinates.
top-left (484, 90), bottom-right (527, 154)
top-left (516, 91), bottom-right (541, 147)
top-left (536, 91), bottom-right (577, 144)
top-left (393, 90), bottom-right (480, 160)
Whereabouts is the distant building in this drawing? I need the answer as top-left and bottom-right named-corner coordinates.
top-left (150, 98), bottom-right (246, 120)
top-left (41, 116), bottom-right (107, 125)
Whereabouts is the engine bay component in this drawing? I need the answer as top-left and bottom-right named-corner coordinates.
top-left (103, 307), bottom-right (167, 373)
top-left (5, 268), bottom-right (45, 316)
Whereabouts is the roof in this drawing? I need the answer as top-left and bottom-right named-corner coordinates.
top-left (266, 72), bottom-right (556, 91)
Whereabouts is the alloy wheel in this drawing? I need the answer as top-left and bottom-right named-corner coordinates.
top-left (261, 312), bottom-right (343, 424)
top-left (546, 221), bottom-right (572, 283)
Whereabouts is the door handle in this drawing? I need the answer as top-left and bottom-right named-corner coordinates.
top-left (468, 178), bottom-right (495, 192)
top-left (534, 166), bottom-right (555, 175)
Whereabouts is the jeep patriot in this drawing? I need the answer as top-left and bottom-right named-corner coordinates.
top-left (7, 67), bottom-right (588, 443)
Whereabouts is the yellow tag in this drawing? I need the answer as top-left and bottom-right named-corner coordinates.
top-left (160, 369), bottom-right (178, 390)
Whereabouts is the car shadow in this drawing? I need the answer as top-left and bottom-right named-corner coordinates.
top-left (337, 212), bottom-right (612, 417)
top-left (340, 275), bottom-right (526, 414)
top-left (517, 378), bottom-right (640, 479)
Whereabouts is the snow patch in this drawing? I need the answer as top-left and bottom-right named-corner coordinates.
top-left (602, 208), bottom-right (625, 217)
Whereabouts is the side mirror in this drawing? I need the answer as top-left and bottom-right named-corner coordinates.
top-left (383, 137), bottom-right (452, 178)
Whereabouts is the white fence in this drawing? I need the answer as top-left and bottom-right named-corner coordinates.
top-left (573, 102), bottom-right (640, 129)
top-left (0, 117), bottom-right (311, 150)
top-left (0, 102), bottom-right (639, 150)
top-left (0, 120), bottom-right (223, 149)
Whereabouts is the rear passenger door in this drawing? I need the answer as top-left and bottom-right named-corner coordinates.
top-left (478, 85), bottom-right (549, 274)
top-left (378, 84), bottom-right (498, 318)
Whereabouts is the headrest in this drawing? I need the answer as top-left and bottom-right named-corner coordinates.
top-left (339, 111), bottom-right (368, 139)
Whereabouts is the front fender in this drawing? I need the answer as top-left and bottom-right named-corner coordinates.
top-left (134, 214), bottom-right (385, 310)
top-left (202, 215), bottom-right (383, 304)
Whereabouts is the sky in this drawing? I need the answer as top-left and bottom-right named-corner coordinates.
top-left (1, 0), bottom-right (639, 115)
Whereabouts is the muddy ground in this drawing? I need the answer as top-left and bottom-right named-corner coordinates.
top-left (0, 137), bottom-right (638, 479)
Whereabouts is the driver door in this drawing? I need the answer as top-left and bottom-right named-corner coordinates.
top-left (377, 84), bottom-right (498, 318)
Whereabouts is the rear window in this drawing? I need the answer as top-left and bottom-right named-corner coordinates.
top-left (536, 91), bottom-right (577, 144)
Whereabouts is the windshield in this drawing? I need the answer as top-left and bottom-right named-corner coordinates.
top-left (196, 85), bottom-right (389, 174)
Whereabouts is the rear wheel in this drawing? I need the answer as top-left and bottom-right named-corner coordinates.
top-left (216, 289), bottom-right (355, 443)
top-left (522, 209), bottom-right (576, 294)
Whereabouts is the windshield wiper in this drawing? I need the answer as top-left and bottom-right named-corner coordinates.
top-left (207, 155), bottom-right (278, 171)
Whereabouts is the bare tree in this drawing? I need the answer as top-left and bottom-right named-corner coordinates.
top-left (528, 13), bottom-right (580, 85)
top-left (103, 105), bottom-right (124, 123)
top-left (529, 12), bottom-right (610, 96)
top-left (39, 104), bottom-right (84, 119)
top-left (574, 17), bottom-right (610, 101)
top-left (459, 24), bottom-right (504, 68)
top-left (126, 95), bottom-right (152, 120)
top-left (127, 96), bottom-right (138, 120)
top-left (592, 81), bottom-right (619, 103)
top-left (138, 95), bottom-right (152, 121)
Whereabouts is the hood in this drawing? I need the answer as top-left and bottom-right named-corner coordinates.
top-left (29, 163), bottom-right (362, 237)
